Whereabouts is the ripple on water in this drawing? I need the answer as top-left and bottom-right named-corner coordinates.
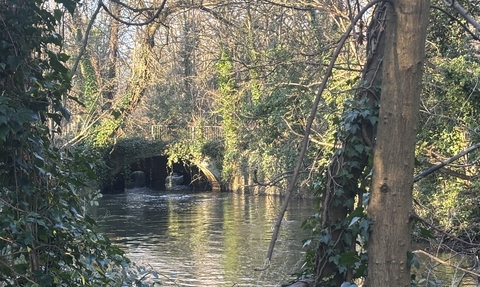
top-left (92, 190), bottom-right (314, 286)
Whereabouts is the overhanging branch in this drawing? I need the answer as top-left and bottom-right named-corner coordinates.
top-left (414, 142), bottom-right (480, 182)
top-left (100, 0), bottom-right (168, 26)
top-left (443, 0), bottom-right (480, 36)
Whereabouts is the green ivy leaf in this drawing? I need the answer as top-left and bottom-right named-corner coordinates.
top-left (407, 251), bottom-right (420, 269)
top-left (339, 251), bottom-right (360, 266)
top-left (418, 227), bottom-right (435, 239)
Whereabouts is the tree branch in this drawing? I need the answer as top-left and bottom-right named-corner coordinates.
top-left (252, 169), bottom-right (309, 187)
top-left (100, 0), bottom-right (168, 26)
top-left (414, 250), bottom-right (480, 279)
top-left (413, 142), bottom-right (480, 182)
top-left (442, 0), bottom-right (480, 36)
top-left (431, 5), bottom-right (480, 41)
top-left (70, 1), bottom-right (102, 77)
top-left (411, 213), bottom-right (480, 248)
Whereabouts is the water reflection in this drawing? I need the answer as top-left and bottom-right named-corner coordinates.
top-left (90, 188), bottom-right (313, 286)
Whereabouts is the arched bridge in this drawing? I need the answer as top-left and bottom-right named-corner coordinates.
top-left (101, 125), bottom-right (223, 193)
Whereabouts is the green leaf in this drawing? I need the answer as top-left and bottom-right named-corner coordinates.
top-left (418, 227), bottom-right (435, 239)
top-left (319, 232), bottom-right (331, 244)
top-left (17, 108), bottom-right (39, 123)
top-left (339, 251), bottom-right (359, 266)
top-left (84, 214), bottom-right (97, 226)
top-left (53, 9), bottom-right (63, 21)
top-left (359, 218), bottom-right (370, 233)
top-left (6, 55), bottom-right (22, 69)
top-left (33, 152), bottom-right (44, 161)
top-left (55, 0), bottom-right (78, 15)
top-left (53, 103), bottom-right (71, 121)
top-left (0, 124), bottom-right (9, 141)
top-left (354, 144), bottom-right (364, 154)
top-left (303, 239), bottom-right (312, 248)
top-left (407, 251), bottom-right (420, 269)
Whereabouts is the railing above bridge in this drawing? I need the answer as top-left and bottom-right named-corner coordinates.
top-left (151, 125), bottom-right (223, 141)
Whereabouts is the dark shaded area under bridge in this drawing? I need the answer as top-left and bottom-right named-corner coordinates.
top-left (100, 126), bottom-right (223, 194)
top-left (103, 155), bottom-right (213, 193)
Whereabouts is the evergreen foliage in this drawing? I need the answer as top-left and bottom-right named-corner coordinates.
top-left (0, 1), bottom-right (158, 286)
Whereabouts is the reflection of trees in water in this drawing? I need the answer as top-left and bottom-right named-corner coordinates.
top-left (92, 190), bottom-right (313, 286)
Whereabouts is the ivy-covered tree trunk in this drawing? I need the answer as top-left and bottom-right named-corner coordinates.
top-left (313, 3), bottom-right (388, 285)
top-left (365, 0), bottom-right (429, 285)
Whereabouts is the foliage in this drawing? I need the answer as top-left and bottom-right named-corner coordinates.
top-left (165, 130), bottom-right (223, 170)
top-left (0, 1), bottom-right (159, 286)
top-left (300, 98), bottom-right (377, 284)
top-left (414, 14), bottom-right (480, 236)
top-left (79, 57), bottom-right (99, 112)
top-left (215, 48), bottom-right (240, 179)
top-left (32, 0), bottom-right (480, 284)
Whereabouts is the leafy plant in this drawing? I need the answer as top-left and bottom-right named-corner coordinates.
top-left (0, 1), bottom-right (159, 286)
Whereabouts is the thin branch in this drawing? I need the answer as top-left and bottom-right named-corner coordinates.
top-left (413, 142), bottom-right (480, 182)
top-left (431, 5), bottom-right (480, 41)
top-left (252, 169), bottom-right (309, 187)
top-left (443, 0), bottom-right (480, 36)
top-left (198, 5), bottom-right (235, 27)
top-left (258, 0), bottom-right (315, 11)
top-left (281, 118), bottom-right (335, 148)
top-left (414, 250), bottom-right (480, 278)
top-left (70, 1), bottom-right (102, 77)
top-left (263, 0), bottom-right (392, 264)
top-left (411, 213), bottom-right (480, 248)
top-left (109, 0), bottom-right (155, 13)
top-left (100, 0), bottom-right (168, 26)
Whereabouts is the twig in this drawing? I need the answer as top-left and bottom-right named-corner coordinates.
top-left (252, 169), bottom-right (309, 187)
top-left (411, 213), bottom-right (480, 248)
top-left (100, 0), bottom-right (168, 26)
top-left (431, 5), bottom-right (480, 41)
top-left (442, 0), bottom-right (480, 36)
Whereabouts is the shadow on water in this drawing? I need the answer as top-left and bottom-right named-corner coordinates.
top-left (90, 188), bottom-right (314, 287)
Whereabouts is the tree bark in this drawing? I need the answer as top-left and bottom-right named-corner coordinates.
top-left (365, 0), bottom-right (430, 286)
top-left (313, 3), bottom-right (388, 285)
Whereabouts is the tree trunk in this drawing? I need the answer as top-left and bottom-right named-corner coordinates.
top-left (313, 3), bottom-right (388, 285)
top-left (365, 0), bottom-right (430, 286)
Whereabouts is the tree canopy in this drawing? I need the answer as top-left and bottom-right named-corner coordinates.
top-left (2, 0), bottom-right (480, 286)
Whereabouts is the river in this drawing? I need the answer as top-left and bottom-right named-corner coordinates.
top-left (90, 188), bottom-right (480, 287)
top-left (90, 188), bottom-right (314, 286)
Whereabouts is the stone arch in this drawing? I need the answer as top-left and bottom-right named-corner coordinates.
top-left (192, 158), bottom-right (222, 192)
top-left (103, 154), bottom-right (223, 193)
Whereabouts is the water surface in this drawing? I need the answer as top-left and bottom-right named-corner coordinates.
top-left (91, 188), bottom-right (314, 286)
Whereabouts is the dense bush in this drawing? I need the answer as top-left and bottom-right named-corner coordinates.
top-left (0, 1), bottom-right (158, 286)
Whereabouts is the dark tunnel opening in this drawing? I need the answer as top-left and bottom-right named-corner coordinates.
top-left (105, 156), bottom-right (212, 193)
